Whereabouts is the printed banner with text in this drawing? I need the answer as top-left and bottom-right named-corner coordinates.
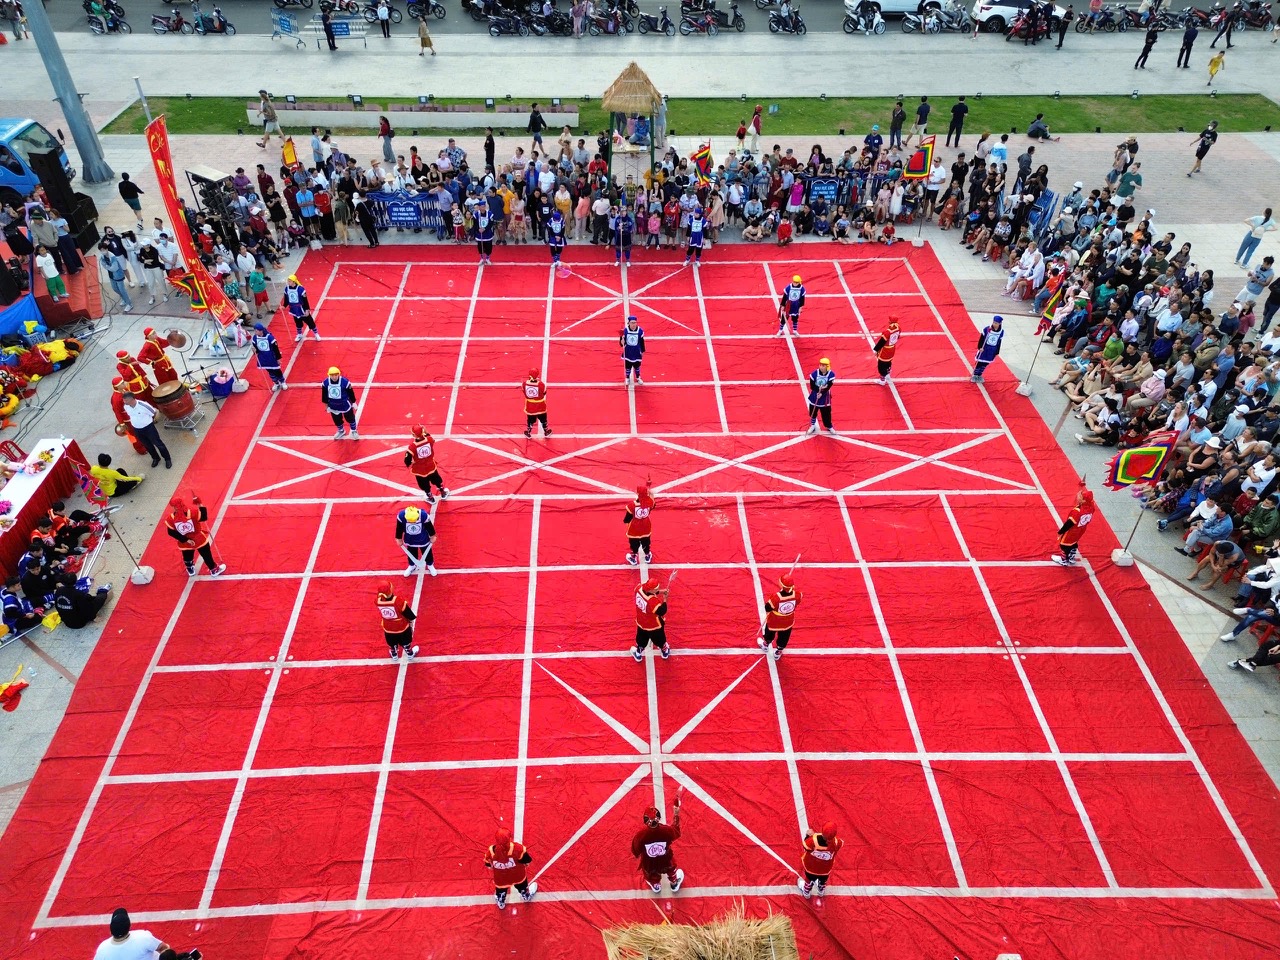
top-left (144, 116), bottom-right (239, 326)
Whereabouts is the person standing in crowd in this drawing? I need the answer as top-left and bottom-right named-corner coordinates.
top-left (378, 115), bottom-right (395, 164)
top-left (1188, 120), bottom-right (1219, 176)
top-left (528, 102), bottom-right (547, 152)
top-left (749, 104), bottom-right (763, 153)
top-left (946, 96), bottom-right (967, 148)
top-left (1177, 19), bottom-right (1198, 68)
top-left (376, 0), bottom-right (391, 37)
top-left (888, 100), bottom-right (906, 150)
top-left (321, 8), bottom-right (337, 50)
top-left (34, 245), bottom-right (65, 302)
top-left (1237, 208), bottom-right (1277, 267)
top-left (98, 242), bottom-right (132, 313)
top-left (121, 393), bottom-right (171, 469)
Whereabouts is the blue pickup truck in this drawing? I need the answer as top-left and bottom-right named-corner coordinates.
top-left (0, 118), bottom-right (77, 209)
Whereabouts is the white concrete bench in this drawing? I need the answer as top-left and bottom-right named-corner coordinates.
top-left (244, 105), bottom-right (580, 131)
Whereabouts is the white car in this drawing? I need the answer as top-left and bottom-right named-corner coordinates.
top-left (971, 0), bottom-right (1066, 32)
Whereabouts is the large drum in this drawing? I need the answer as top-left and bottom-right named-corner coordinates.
top-left (153, 381), bottom-right (196, 420)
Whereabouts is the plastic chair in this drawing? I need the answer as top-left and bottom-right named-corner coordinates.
top-left (0, 440), bottom-right (26, 463)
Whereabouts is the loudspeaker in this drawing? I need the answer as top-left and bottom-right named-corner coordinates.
top-left (74, 222), bottom-right (101, 255)
top-left (27, 150), bottom-right (80, 227)
top-left (73, 192), bottom-right (99, 224)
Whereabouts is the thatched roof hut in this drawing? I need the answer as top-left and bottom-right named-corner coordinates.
top-left (601, 62), bottom-right (663, 116)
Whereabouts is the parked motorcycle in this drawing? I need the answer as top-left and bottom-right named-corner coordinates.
top-left (681, 0), bottom-right (743, 28)
top-left (1007, 8), bottom-right (1053, 38)
top-left (407, 0), bottom-right (448, 17)
top-left (151, 6), bottom-right (193, 31)
top-left (320, 0), bottom-right (363, 13)
top-left (192, 0), bottom-right (235, 32)
top-left (587, 4), bottom-right (626, 31)
top-left (768, 5), bottom-right (805, 31)
top-left (363, 0), bottom-right (404, 21)
top-left (1074, 4), bottom-right (1118, 31)
top-left (83, 0), bottom-right (128, 18)
top-left (87, 11), bottom-right (132, 32)
top-left (842, 0), bottom-right (884, 33)
top-left (901, 7), bottom-right (939, 31)
top-left (530, 6), bottom-right (574, 31)
top-left (487, 9), bottom-right (529, 32)
top-left (636, 4), bottom-right (676, 32)
top-left (934, 0), bottom-right (972, 31)
top-left (679, 7), bottom-right (718, 30)
top-left (272, 0), bottom-right (313, 8)
top-left (1241, 1), bottom-right (1274, 27)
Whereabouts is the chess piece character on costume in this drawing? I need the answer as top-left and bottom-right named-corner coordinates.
top-left (1052, 483), bottom-right (1095, 566)
top-left (758, 573), bottom-right (802, 660)
top-left (806, 358), bottom-right (836, 435)
top-left (631, 801), bottom-right (684, 892)
top-left (322, 366), bottom-right (358, 439)
top-left (375, 581), bottom-right (419, 659)
top-left (624, 485), bottom-right (655, 565)
top-left (282, 275), bottom-right (322, 343)
top-left (484, 828), bottom-right (537, 910)
top-left (798, 822), bottom-right (843, 899)
top-left (251, 324), bottom-right (286, 390)
top-left (395, 504), bottom-right (437, 576)
top-left (632, 577), bottom-right (670, 662)
top-left (778, 275), bottom-right (805, 336)
top-left (165, 496), bottom-right (225, 577)
top-left (873, 314), bottom-right (902, 385)
top-left (621, 316), bottom-right (645, 385)
top-left (404, 425), bottom-right (450, 502)
top-left (523, 369), bottom-right (552, 437)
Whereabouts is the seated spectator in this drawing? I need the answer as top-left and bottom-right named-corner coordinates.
top-left (1186, 539), bottom-right (1246, 589)
top-left (91, 454), bottom-right (145, 497)
top-left (1, 577), bottom-right (43, 634)
top-left (1178, 502), bottom-right (1233, 555)
top-left (53, 580), bottom-right (113, 630)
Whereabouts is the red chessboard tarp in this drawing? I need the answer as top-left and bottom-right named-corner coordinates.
top-left (2, 245), bottom-right (1279, 960)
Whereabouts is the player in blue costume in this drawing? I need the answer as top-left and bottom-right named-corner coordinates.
top-left (395, 504), bottom-right (437, 576)
top-left (547, 210), bottom-right (567, 266)
top-left (251, 323), bottom-right (285, 390)
top-left (621, 315), bottom-right (646, 385)
top-left (321, 365), bottom-right (359, 439)
top-left (972, 315), bottom-right (1005, 383)
top-left (684, 208), bottom-right (706, 266)
top-left (281, 274), bottom-right (321, 343)
top-left (778, 274), bottom-right (806, 336)
top-left (613, 206), bottom-right (634, 266)
top-left (806, 357), bottom-right (836, 435)
top-left (475, 199), bottom-right (495, 266)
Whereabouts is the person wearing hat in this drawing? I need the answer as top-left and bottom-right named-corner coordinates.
top-left (873, 314), bottom-right (901, 385)
top-left (683, 205), bottom-right (707, 267)
top-left (108, 377), bottom-right (149, 455)
top-left (251, 324), bottom-right (285, 390)
top-left (545, 209), bottom-right (567, 267)
top-left (864, 123), bottom-right (884, 161)
top-left (1051, 484), bottom-right (1096, 567)
top-left (322, 367), bottom-right (358, 439)
top-left (758, 573), bottom-right (802, 661)
top-left (632, 797), bottom-right (684, 892)
top-left (404, 424), bottom-right (450, 502)
top-left (375, 581), bottom-right (419, 660)
top-left (394, 503), bottom-right (437, 576)
top-left (165, 495), bottom-right (223, 575)
top-left (972, 315), bottom-right (1004, 384)
top-left (137, 328), bottom-right (179, 386)
top-left (115, 350), bottom-right (154, 405)
top-left (632, 576), bottom-right (671, 662)
top-left (778, 275), bottom-right (806, 336)
top-left (475, 198), bottom-right (495, 266)
top-left (621, 316), bottom-right (646, 385)
top-left (799, 821), bottom-right (843, 900)
top-left (94, 907), bottom-right (170, 960)
top-left (484, 827), bottom-right (537, 910)
top-left (281, 275), bottom-right (322, 343)
top-left (806, 357), bottom-right (836, 435)
top-left (624, 485), bottom-right (656, 565)
top-left (1125, 367), bottom-right (1167, 413)
top-left (522, 369), bottom-right (551, 438)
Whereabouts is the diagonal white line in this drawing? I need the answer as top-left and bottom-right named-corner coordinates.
top-left (836, 434), bottom-right (1037, 492)
top-left (763, 264), bottom-right (811, 405)
top-left (661, 657), bottom-right (762, 754)
top-left (535, 661), bottom-right (649, 754)
top-left (235, 442), bottom-right (418, 501)
top-left (627, 265), bottom-right (686, 299)
top-left (448, 436), bottom-right (631, 497)
top-left (553, 297), bottom-right (622, 338)
top-left (842, 433), bottom-right (1014, 493)
top-left (649, 435), bottom-right (822, 494)
top-left (666, 764), bottom-right (799, 877)
top-left (689, 257), bottom-right (729, 433)
top-left (835, 261), bottom-right (917, 430)
top-left (628, 297), bottom-right (701, 334)
top-left (532, 763), bottom-right (649, 881)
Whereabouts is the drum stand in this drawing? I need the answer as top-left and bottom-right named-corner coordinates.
top-left (161, 405), bottom-right (205, 433)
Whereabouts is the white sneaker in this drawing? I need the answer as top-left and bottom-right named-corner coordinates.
top-left (335, 429), bottom-right (346, 439)
top-left (1233, 607), bottom-right (1250, 615)
top-left (757, 634), bottom-right (768, 649)
top-left (521, 881), bottom-right (537, 902)
top-left (1220, 633), bottom-right (1237, 642)
top-left (295, 333), bottom-right (305, 342)
top-left (877, 377), bottom-right (887, 385)
top-left (805, 424), bottom-right (818, 435)
top-left (1051, 555), bottom-right (1069, 566)
top-left (405, 644), bottom-right (419, 658)
top-left (798, 877), bottom-right (811, 898)
top-left (210, 564), bottom-right (227, 577)
top-left (350, 430), bottom-right (360, 439)
top-left (280, 382), bottom-right (288, 390)
top-left (632, 646), bottom-right (644, 662)
top-left (775, 329), bottom-right (785, 337)
top-left (635, 377), bottom-right (643, 384)
top-left (625, 553), bottom-right (638, 566)
top-left (313, 333), bottom-right (322, 341)
top-left (649, 881), bottom-right (662, 893)
top-left (772, 646), bottom-right (782, 660)
top-left (670, 868), bottom-right (684, 892)
top-left (1239, 659), bottom-right (1257, 672)
top-left (427, 565), bottom-right (437, 577)
top-left (405, 564), bottom-right (418, 576)
top-left (148, 296), bottom-right (156, 305)
top-left (185, 564), bottom-right (197, 577)
top-left (441, 488), bottom-right (451, 499)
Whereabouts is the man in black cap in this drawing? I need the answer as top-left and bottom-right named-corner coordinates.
top-left (94, 907), bottom-right (169, 960)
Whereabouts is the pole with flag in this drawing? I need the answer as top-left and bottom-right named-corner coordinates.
top-left (1102, 429), bottom-right (1181, 566)
top-left (903, 135), bottom-right (935, 241)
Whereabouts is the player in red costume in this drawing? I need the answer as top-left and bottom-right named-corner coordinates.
top-left (1052, 484), bottom-right (1095, 567)
top-left (758, 573), bottom-right (802, 661)
top-left (872, 314), bottom-right (901, 385)
top-left (375, 581), bottom-right (419, 659)
top-left (522, 368), bottom-right (552, 438)
top-left (136, 327), bottom-right (179, 385)
top-left (632, 801), bottom-right (685, 893)
top-left (403, 425), bottom-right (450, 503)
top-left (484, 827), bottom-right (537, 909)
top-left (624, 485), bottom-right (655, 565)
top-left (798, 821), bottom-right (843, 899)
top-left (115, 350), bottom-right (154, 404)
top-left (110, 376), bottom-right (148, 454)
top-left (165, 495), bottom-right (225, 576)
top-left (633, 577), bottom-right (670, 662)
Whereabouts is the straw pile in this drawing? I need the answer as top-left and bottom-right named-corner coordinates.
top-left (601, 902), bottom-right (799, 960)
top-left (601, 62), bottom-right (664, 116)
